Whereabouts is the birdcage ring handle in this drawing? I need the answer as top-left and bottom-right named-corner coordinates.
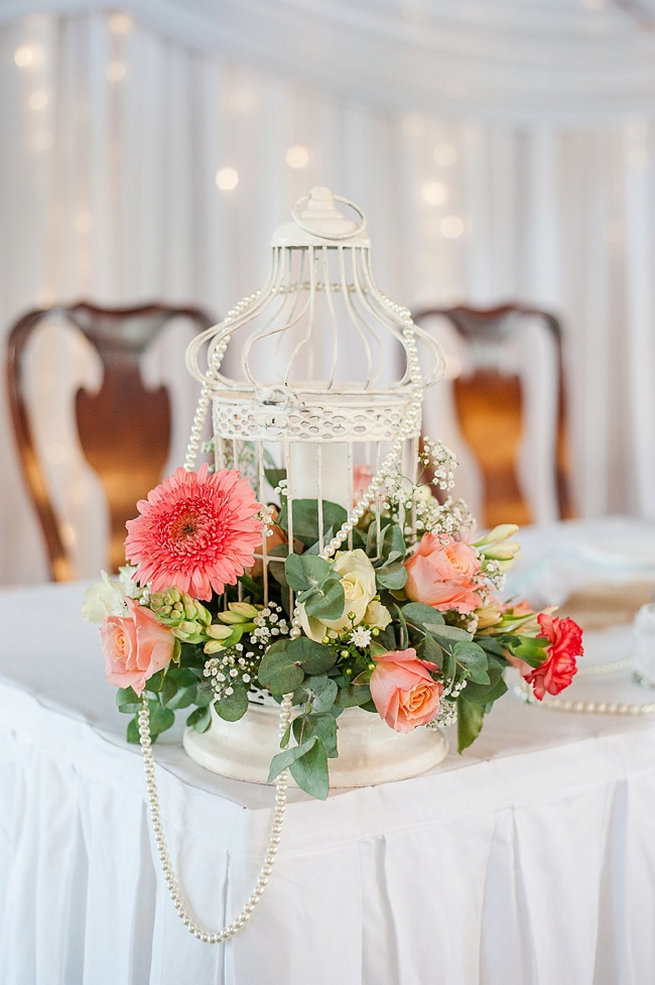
top-left (291, 192), bottom-right (367, 240)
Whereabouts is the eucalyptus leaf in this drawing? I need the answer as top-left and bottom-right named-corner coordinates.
top-left (214, 686), bottom-right (249, 722)
top-left (126, 716), bottom-right (140, 744)
top-left (289, 739), bottom-right (330, 800)
top-left (375, 561), bottom-right (408, 590)
top-left (165, 666), bottom-right (200, 687)
top-left (429, 624), bottom-right (471, 643)
top-left (293, 713), bottom-right (338, 758)
top-left (381, 522), bottom-right (406, 559)
top-left (462, 673), bottom-right (508, 705)
top-left (441, 649), bottom-right (456, 681)
top-left (457, 696), bottom-right (485, 752)
top-left (461, 657), bottom-right (507, 704)
top-left (186, 705), bottom-right (212, 732)
top-left (159, 676), bottom-right (179, 707)
top-left (453, 641), bottom-right (491, 684)
top-left (288, 636), bottom-right (338, 674)
top-left (116, 686), bottom-right (141, 714)
top-left (258, 640), bottom-right (306, 696)
top-left (146, 700), bottom-right (175, 737)
top-left (333, 683), bottom-right (372, 710)
top-left (264, 467), bottom-right (287, 489)
top-left (302, 579), bottom-right (345, 620)
top-left (419, 634), bottom-right (444, 667)
top-left (358, 699), bottom-right (378, 714)
top-left (285, 553), bottom-right (332, 592)
top-left (476, 636), bottom-right (506, 658)
top-left (267, 736), bottom-right (318, 782)
top-left (278, 499), bottom-right (347, 547)
top-left (165, 683), bottom-right (197, 710)
top-left (308, 675), bottom-right (338, 714)
top-left (402, 603), bottom-right (445, 630)
top-left (144, 668), bottom-right (166, 693)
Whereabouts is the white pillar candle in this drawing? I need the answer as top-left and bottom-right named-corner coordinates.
top-left (288, 442), bottom-right (351, 509)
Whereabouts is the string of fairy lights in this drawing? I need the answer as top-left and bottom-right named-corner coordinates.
top-left (10, 9), bottom-right (467, 248)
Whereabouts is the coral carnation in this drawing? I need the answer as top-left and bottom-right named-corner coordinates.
top-left (124, 465), bottom-right (263, 600)
top-left (524, 612), bottom-right (583, 700)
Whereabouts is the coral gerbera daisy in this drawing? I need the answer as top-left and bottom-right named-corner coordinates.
top-left (124, 465), bottom-right (263, 600)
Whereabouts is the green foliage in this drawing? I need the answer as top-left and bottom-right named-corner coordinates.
top-left (307, 674), bottom-right (339, 714)
top-left (186, 705), bottom-right (212, 733)
top-left (293, 712), bottom-right (338, 758)
top-left (284, 553), bottom-right (332, 591)
top-left (278, 498), bottom-right (347, 547)
top-left (266, 732), bottom-right (331, 799)
top-left (332, 683), bottom-right (372, 711)
top-left (452, 641), bottom-right (490, 684)
top-left (264, 467), bottom-right (287, 489)
top-left (284, 551), bottom-right (345, 620)
top-left (461, 658), bottom-right (508, 705)
top-left (402, 602), bottom-right (445, 631)
top-left (457, 696), bottom-right (485, 752)
top-left (258, 637), bottom-right (338, 696)
top-left (117, 686), bottom-right (141, 714)
top-left (214, 686), bottom-right (249, 722)
top-left (289, 739), bottom-right (329, 800)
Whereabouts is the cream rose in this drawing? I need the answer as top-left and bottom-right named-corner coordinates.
top-left (363, 599), bottom-right (392, 630)
top-left (299, 549), bottom-right (378, 641)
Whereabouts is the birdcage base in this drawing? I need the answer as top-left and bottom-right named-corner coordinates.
top-left (183, 700), bottom-right (448, 788)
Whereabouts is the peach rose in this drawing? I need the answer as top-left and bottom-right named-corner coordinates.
top-left (404, 532), bottom-right (483, 614)
top-left (100, 597), bottom-right (175, 695)
top-left (370, 647), bottom-right (443, 733)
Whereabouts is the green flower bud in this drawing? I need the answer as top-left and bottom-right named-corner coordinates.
top-left (171, 620), bottom-right (207, 644)
top-left (475, 524), bottom-right (519, 547)
top-left (228, 602), bottom-right (259, 619)
top-left (218, 609), bottom-right (252, 625)
top-left (482, 541), bottom-right (521, 561)
top-left (206, 624), bottom-right (235, 640)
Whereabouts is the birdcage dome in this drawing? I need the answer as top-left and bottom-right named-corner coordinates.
top-left (186, 187), bottom-right (444, 451)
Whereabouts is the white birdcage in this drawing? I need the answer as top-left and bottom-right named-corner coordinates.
top-left (180, 186), bottom-right (450, 788)
top-left (185, 187), bottom-right (445, 603)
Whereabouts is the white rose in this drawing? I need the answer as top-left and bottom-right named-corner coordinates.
top-left (298, 549), bottom-right (378, 642)
top-left (363, 599), bottom-right (392, 630)
top-left (82, 572), bottom-right (129, 623)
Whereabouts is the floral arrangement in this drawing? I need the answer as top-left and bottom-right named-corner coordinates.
top-left (85, 441), bottom-right (583, 799)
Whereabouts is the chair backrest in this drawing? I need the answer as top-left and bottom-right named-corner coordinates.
top-left (6, 300), bottom-right (215, 580)
top-left (412, 303), bottom-right (572, 528)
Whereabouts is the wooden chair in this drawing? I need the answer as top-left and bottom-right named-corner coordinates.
top-left (6, 300), bottom-right (215, 580)
top-left (412, 303), bottom-right (572, 528)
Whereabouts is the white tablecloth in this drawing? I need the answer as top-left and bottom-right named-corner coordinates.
top-left (2, 518), bottom-right (655, 985)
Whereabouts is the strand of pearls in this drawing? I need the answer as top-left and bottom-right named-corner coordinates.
top-left (577, 657), bottom-right (633, 677)
top-left (513, 680), bottom-right (655, 716)
top-left (184, 382), bottom-right (212, 472)
top-left (138, 694), bottom-right (293, 943)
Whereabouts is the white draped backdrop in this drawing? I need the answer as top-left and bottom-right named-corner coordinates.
top-left (2, 0), bottom-right (655, 584)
